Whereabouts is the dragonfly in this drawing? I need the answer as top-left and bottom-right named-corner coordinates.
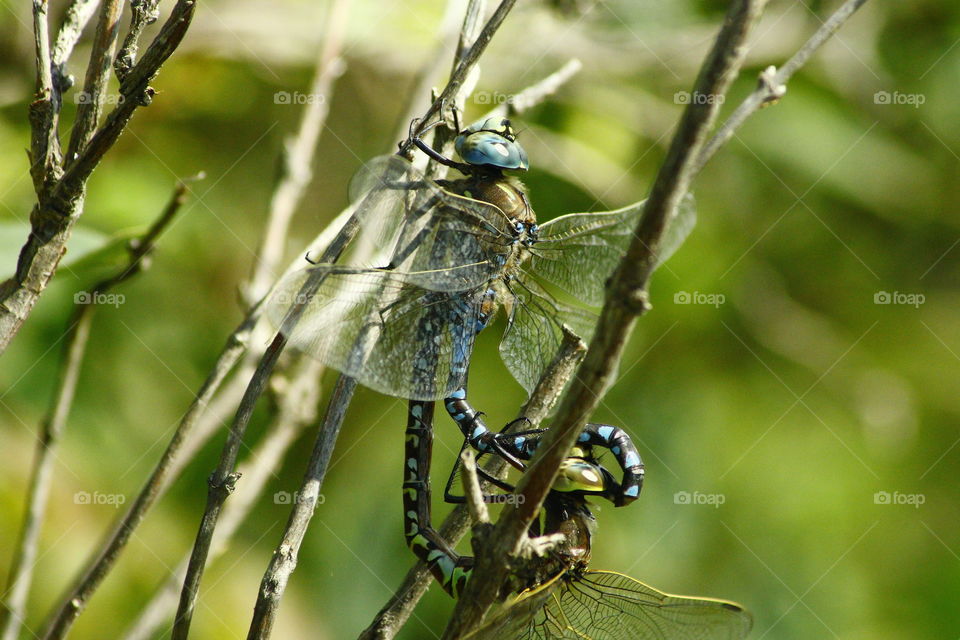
top-left (402, 398), bottom-right (753, 639)
top-left (267, 113), bottom-right (694, 504)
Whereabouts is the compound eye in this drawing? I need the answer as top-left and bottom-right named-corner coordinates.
top-left (529, 224), bottom-right (539, 236)
top-left (513, 221), bottom-right (524, 235)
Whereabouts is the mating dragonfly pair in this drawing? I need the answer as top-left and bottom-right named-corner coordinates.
top-left (267, 113), bottom-right (750, 637)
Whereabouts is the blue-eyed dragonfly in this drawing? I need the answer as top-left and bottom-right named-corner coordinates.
top-left (402, 399), bottom-right (752, 639)
top-left (267, 115), bottom-right (695, 504)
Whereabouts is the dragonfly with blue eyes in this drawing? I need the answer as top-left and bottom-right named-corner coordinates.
top-left (267, 111), bottom-right (695, 505)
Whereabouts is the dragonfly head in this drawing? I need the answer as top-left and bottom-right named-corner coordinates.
top-left (455, 117), bottom-right (529, 171)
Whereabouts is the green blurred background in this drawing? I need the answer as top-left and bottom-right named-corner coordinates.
top-left (1, 1), bottom-right (957, 638)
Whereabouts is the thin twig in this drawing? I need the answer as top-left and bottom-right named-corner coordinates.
top-left (115, 0), bottom-right (162, 81)
top-left (45, 0), bottom-right (358, 626)
top-left (0, 0), bottom-right (197, 355)
top-left (392, 0), bottom-right (473, 143)
top-left (397, 0), bottom-right (517, 157)
top-left (52, 0), bottom-right (102, 68)
top-left (441, 2), bottom-right (767, 637)
top-left (0, 182), bottom-right (190, 640)
top-left (247, 8), bottom-right (348, 302)
top-left (460, 450), bottom-right (490, 525)
top-left (170, 3), bottom-right (357, 636)
top-left (120, 358), bottom-right (324, 640)
top-left (50, 0), bottom-right (102, 129)
top-left (28, 0), bottom-right (60, 196)
top-left (65, 0), bottom-right (123, 163)
top-left (245, 373), bottom-right (356, 639)
top-left (358, 331), bottom-right (585, 640)
top-left (694, 0), bottom-right (870, 174)
top-left (501, 58), bottom-right (582, 118)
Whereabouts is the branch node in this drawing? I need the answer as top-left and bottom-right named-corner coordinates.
top-left (758, 64), bottom-right (787, 105)
top-left (623, 287), bottom-right (652, 314)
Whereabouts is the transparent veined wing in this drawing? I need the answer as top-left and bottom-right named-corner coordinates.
top-left (315, 154), bottom-right (518, 293)
top-left (498, 277), bottom-right (598, 395)
top-left (530, 193), bottom-right (697, 307)
top-left (265, 267), bottom-right (487, 400)
top-left (465, 570), bottom-right (566, 640)
top-left (471, 570), bottom-right (752, 640)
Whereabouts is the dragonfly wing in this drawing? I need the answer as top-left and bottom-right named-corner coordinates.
top-left (465, 573), bottom-right (566, 640)
top-left (499, 278), bottom-right (597, 396)
top-left (540, 570), bottom-right (752, 640)
top-left (531, 193), bottom-right (696, 306)
top-left (335, 155), bottom-right (515, 292)
top-left (265, 266), bottom-right (485, 400)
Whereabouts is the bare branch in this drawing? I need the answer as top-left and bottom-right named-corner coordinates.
top-left (502, 58), bottom-right (582, 117)
top-left (0, 0), bottom-right (197, 355)
top-left (247, 9), bottom-right (348, 301)
top-left (397, 0), bottom-right (518, 156)
top-left (170, 3), bottom-right (356, 635)
top-left (115, 0), bottom-right (162, 80)
top-left (52, 0), bottom-right (101, 69)
top-left (460, 450), bottom-right (490, 525)
top-left (0, 182), bottom-right (190, 640)
top-left (119, 358), bottom-right (324, 640)
top-left (695, 0), bottom-right (871, 174)
top-left (65, 0), bottom-right (123, 163)
top-left (28, 0), bottom-right (60, 196)
top-left (441, 2), bottom-right (767, 637)
top-left (245, 373), bottom-right (355, 639)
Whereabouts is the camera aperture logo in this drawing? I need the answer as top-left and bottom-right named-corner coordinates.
top-left (674, 91), bottom-right (724, 106)
top-left (874, 490), bottom-right (924, 508)
top-left (674, 490), bottom-right (726, 508)
top-left (274, 490), bottom-right (325, 506)
top-left (274, 91), bottom-right (325, 105)
top-left (873, 90), bottom-right (925, 108)
top-left (473, 91), bottom-right (516, 106)
top-left (74, 291), bottom-right (125, 307)
top-left (674, 290), bottom-right (725, 307)
top-left (74, 491), bottom-right (126, 508)
top-left (874, 291), bottom-right (924, 308)
top-left (74, 92), bottom-right (125, 105)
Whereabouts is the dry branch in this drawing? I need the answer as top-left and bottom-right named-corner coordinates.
top-left (2, 182), bottom-right (192, 640)
top-left (0, 0), bottom-right (197, 355)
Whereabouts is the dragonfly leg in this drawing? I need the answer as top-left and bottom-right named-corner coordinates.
top-left (403, 400), bottom-right (473, 598)
top-left (443, 388), bottom-right (531, 471)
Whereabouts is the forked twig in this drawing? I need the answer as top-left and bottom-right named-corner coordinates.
top-left (0, 0), bottom-right (197, 354)
top-left (3, 182), bottom-right (191, 640)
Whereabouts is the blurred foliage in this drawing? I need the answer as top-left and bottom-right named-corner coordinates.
top-left (0, 1), bottom-right (957, 639)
